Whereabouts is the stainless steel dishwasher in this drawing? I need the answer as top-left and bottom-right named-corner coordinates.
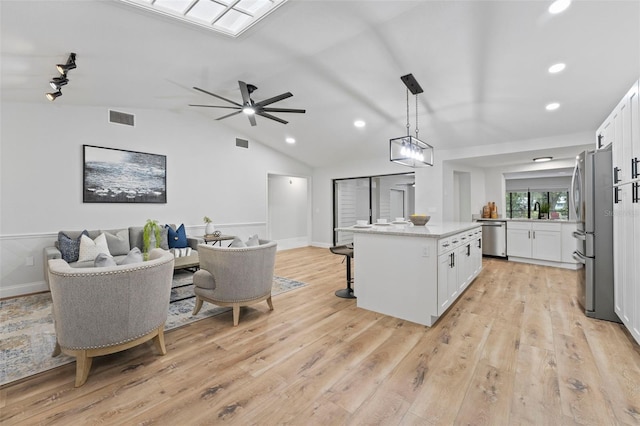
top-left (479, 219), bottom-right (507, 258)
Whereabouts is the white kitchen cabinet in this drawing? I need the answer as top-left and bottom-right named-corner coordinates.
top-left (507, 221), bottom-right (561, 262)
top-left (603, 78), bottom-right (640, 345)
top-left (561, 222), bottom-right (578, 263)
top-left (436, 227), bottom-right (482, 316)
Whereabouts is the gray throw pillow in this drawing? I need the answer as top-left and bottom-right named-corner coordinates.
top-left (58, 230), bottom-right (89, 263)
top-left (94, 253), bottom-right (117, 267)
top-left (102, 229), bottom-right (130, 256)
top-left (245, 234), bottom-right (259, 247)
top-left (119, 247), bottom-right (144, 265)
top-left (229, 237), bottom-right (247, 248)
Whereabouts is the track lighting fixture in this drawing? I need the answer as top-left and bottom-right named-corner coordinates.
top-left (56, 53), bottom-right (76, 75)
top-left (46, 91), bottom-right (62, 101)
top-left (46, 52), bottom-right (76, 101)
top-left (49, 76), bottom-right (68, 90)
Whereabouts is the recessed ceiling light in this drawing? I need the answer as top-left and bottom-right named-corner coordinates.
top-left (285, 137), bottom-right (296, 144)
top-left (546, 102), bottom-right (560, 111)
top-left (354, 120), bottom-right (366, 128)
top-left (548, 63), bottom-right (566, 74)
top-left (548, 0), bottom-right (571, 14)
top-left (533, 157), bottom-right (553, 162)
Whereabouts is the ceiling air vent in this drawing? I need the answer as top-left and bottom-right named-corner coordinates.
top-left (236, 138), bottom-right (249, 149)
top-left (108, 109), bottom-right (135, 127)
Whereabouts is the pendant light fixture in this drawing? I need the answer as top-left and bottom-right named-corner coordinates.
top-left (389, 73), bottom-right (434, 167)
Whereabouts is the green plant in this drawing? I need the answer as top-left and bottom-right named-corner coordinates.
top-left (203, 216), bottom-right (212, 224)
top-left (143, 219), bottom-right (161, 257)
top-left (540, 202), bottom-right (550, 214)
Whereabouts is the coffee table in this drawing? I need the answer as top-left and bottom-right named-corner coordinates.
top-left (173, 253), bottom-right (199, 271)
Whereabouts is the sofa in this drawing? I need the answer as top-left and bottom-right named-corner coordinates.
top-left (48, 248), bottom-right (175, 387)
top-left (43, 223), bottom-right (202, 283)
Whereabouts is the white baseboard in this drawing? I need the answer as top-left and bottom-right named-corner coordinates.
top-left (1, 281), bottom-right (48, 299)
top-left (275, 237), bottom-right (309, 251)
top-left (508, 256), bottom-right (580, 270)
top-left (311, 241), bottom-right (331, 249)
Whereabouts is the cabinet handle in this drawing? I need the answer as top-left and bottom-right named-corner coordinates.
top-left (597, 133), bottom-right (603, 149)
top-left (614, 186), bottom-right (622, 204)
top-left (478, 238), bottom-right (482, 249)
top-left (533, 231), bottom-right (536, 239)
top-left (614, 166), bottom-right (622, 184)
top-left (528, 230), bottom-right (531, 239)
top-left (467, 244), bottom-right (471, 256)
top-left (633, 182), bottom-right (639, 204)
top-left (632, 157), bottom-right (639, 179)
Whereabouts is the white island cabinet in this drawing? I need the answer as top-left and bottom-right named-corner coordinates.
top-left (337, 222), bottom-right (482, 326)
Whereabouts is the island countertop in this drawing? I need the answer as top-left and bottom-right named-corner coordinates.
top-left (336, 221), bottom-right (480, 239)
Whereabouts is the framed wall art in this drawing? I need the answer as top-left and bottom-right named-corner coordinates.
top-left (83, 145), bottom-right (167, 203)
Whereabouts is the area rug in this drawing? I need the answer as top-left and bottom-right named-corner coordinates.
top-left (0, 271), bottom-right (306, 386)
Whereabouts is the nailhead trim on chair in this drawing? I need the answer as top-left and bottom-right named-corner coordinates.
top-left (48, 256), bottom-right (175, 278)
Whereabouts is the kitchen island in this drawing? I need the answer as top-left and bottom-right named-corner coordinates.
top-left (336, 222), bottom-right (482, 326)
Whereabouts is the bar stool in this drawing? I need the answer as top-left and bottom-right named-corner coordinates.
top-left (329, 244), bottom-right (356, 299)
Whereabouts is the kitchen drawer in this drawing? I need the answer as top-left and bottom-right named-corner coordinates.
top-left (532, 222), bottom-right (561, 232)
top-left (438, 237), bottom-right (453, 254)
top-left (507, 221), bottom-right (531, 230)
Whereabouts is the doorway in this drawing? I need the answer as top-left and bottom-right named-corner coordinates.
top-left (267, 174), bottom-right (310, 250)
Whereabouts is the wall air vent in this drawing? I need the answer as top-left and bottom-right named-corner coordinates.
top-left (236, 138), bottom-right (249, 149)
top-left (108, 109), bottom-right (135, 127)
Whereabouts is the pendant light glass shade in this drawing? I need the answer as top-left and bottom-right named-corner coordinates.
top-left (390, 135), bottom-right (434, 167)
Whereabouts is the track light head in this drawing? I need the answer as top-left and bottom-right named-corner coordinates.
top-left (56, 52), bottom-right (76, 75)
top-left (46, 90), bottom-right (62, 101)
top-left (49, 75), bottom-right (69, 90)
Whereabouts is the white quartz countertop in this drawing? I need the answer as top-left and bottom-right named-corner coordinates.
top-left (335, 221), bottom-right (480, 239)
top-left (476, 218), bottom-right (578, 224)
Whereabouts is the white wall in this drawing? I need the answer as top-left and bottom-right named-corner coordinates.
top-left (267, 175), bottom-right (309, 249)
top-left (0, 101), bottom-right (311, 297)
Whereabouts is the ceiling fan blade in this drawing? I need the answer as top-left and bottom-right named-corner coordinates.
top-left (257, 111), bottom-right (288, 125)
top-left (255, 92), bottom-right (293, 107)
top-left (238, 81), bottom-right (252, 105)
top-left (248, 114), bottom-right (257, 126)
top-left (189, 104), bottom-right (241, 109)
top-left (193, 87), bottom-right (242, 107)
top-left (216, 110), bottom-right (243, 121)
top-left (261, 107), bottom-right (306, 114)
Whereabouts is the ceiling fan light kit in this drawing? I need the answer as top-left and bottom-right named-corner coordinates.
top-left (46, 52), bottom-right (76, 101)
top-left (190, 80), bottom-right (306, 126)
top-left (390, 73), bottom-right (434, 168)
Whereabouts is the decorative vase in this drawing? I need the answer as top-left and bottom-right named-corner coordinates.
top-left (205, 223), bottom-right (215, 235)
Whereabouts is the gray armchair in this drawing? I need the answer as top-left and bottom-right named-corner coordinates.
top-left (47, 248), bottom-right (175, 387)
top-left (193, 240), bottom-right (277, 326)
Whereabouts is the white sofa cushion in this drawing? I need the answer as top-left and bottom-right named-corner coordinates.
top-left (78, 233), bottom-right (111, 262)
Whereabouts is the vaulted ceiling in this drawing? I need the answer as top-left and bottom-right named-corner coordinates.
top-left (2, 0), bottom-right (639, 168)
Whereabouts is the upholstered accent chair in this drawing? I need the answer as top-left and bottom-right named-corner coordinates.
top-left (47, 248), bottom-right (175, 387)
top-left (193, 240), bottom-right (277, 326)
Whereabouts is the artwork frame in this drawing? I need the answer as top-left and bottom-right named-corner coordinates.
top-left (83, 145), bottom-right (167, 203)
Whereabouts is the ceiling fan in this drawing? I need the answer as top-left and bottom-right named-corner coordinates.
top-left (189, 80), bottom-right (306, 126)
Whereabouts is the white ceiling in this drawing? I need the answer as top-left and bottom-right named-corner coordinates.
top-left (2, 0), bottom-right (639, 169)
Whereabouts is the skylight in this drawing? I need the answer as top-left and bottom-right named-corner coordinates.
top-left (117, 0), bottom-right (287, 37)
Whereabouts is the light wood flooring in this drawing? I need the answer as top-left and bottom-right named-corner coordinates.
top-left (1, 247), bottom-right (640, 425)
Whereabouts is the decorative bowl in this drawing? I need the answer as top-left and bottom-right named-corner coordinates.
top-left (409, 214), bottom-right (430, 226)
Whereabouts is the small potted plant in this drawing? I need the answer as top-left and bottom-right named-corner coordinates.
top-left (204, 216), bottom-right (215, 235)
top-left (143, 219), bottom-right (162, 259)
top-left (540, 202), bottom-right (550, 219)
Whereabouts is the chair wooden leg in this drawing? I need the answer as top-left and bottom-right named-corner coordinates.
top-left (193, 296), bottom-right (203, 315)
top-left (154, 325), bottom-right (167, 355)
top-left (52, 340), bottom-right (61, 357)
top-left (75, 350), bottom-right (92, 387)
top-left (233, 303), bottom-right (240, 326)
top-left (267, 296), bottom-right (274, 311)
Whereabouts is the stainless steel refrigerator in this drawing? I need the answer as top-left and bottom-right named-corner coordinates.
top-left (571, 146), bottom-right (620, 322)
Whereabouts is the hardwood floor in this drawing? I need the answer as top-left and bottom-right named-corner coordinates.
top-left (2, 247), bottom-right (639, 425)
